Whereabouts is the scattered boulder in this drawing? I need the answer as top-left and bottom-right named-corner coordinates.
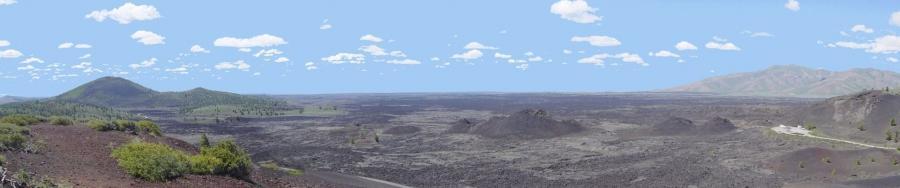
top-left (383, 125), bottom-right (421, 135)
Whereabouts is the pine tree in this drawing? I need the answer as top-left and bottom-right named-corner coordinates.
top-left (200, 133), bottom-right (211, 148)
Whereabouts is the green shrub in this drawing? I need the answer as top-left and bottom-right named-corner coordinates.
top-left (199, 133), bottom-right (210, 148)
top-left (188, 155), bottom-right (223, 175)
top-left (113, 120), bottom-right (136, 132)
top-left (136, 120), bottom-right (162, 136)
top-left (87, 120), bottom-right (115, 131)
top-left (200, 140), bottom-right (253, 179)
top-left (110, 140), bottom-right (190, 181)
top-left (48, 116), bottom-right (73, 126)
top-left (0, 115), bottom-right (42, 126)
top-left (0, 123), bottom-right (29, 151)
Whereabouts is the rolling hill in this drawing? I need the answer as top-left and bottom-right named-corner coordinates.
top-left (664, 65), bottom-right (900, 98)
top-left (52, 76), bottom-right (285, 110)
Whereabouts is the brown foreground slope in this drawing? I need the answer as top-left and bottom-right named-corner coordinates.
top-left (2, 124), bottom-right (333, 188)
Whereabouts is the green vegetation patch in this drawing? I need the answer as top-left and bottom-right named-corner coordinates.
top-left (111, 139), bottom-right (254, 182)
top-left (259, 160), bottom-right (303, 176)
top-left (88, 119), bottom-right (162, 136)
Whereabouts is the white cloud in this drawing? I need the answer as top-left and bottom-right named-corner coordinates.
top-left (705, 42), bottom-right (741, 51)
top-left (649, 50), bottom-right (680, 58)
top-left (58, 42), bottom-right (74, 49)
top-left (494, 52), bottom-right (512, 59)
top-left (515, 64), bottom-right (529, 70)
top-left (675, 41), bottom-right (698, 51)
top-left (741, 31), bottom-right (774, 37)
top-left (0, 40), bottom-right (8, 47)
top-left (464, 42), bottom-right (497, 50)
top-left (274, 57), bottom-right (290, 63)
top-left (577, 53), bottom-right (647, 66)
top-left (451, 49), bottom-right (484, 60)
top-left (386, 59), bottom-right (421, 65)
top-left (17, 65), bottom-right (33, 71)
top-left (165, 66), bottom-right (189, 74)
top-left (238, 48), bottom-right (252, 52)
top-left (359, 45), bottom-right (387, 56)
top-left (79, 54), bottom-right (92, 59)
top-left (214, 34), bottom-right (287, 48)
top-left (869, 35), bottom-right (900, 53)
top-left (129, 58), bottom-right (157, 69)
top-left (254, 49), bottom-right (283, 57)
top-left (214, 60), bottom-right (251, 71)
top-left (75, 44), bottom-right (92, 49)
top-left (550, 0), bottom-right (601, 24)
top-left (892, 12), bottom-right (900, 27)
top-left (571, 36), bottom-right (621, 47)
top-left (430, 57), bottom-right (440, 61)
top-left (830, 41), bottom-right (872, 49)
top-left (360, 34), bottom-right (384, 43)
top-left (304, 62), bottom-right (318, 70)
top-left (851, 25), bottom-right (874, 33)
top-left (0, 49), bottom-right (22, 58)
top-left (85, 3), bottom-right (160, 24)
top-left (19, 57), bottom-right (43, 64)
top-left (320, 24), bottom-right (332, 30)
top-left (71, 62), bottom-right (92, 69)
top-left (190, 45), bottom-right (210, 53)
top-left (888, 57), bottom-right (899, 63)
top-left (131, 30), bottom-right (165, 45)
top-left (322, 53), bottom-right (365, 64)
top-left (563, 49), bottom-right (573, 54)
top-left (528, 56), bottom-right (543, 62)
top-left (784, 0), bottom-right (799, 11)
top-left (390, 51), bottom-right (407, 58)
top-left (0, 0), bottom-right (16, 6)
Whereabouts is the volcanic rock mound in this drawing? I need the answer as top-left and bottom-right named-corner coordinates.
top-left (652, 117), bottom-right (696, 134)
top-left (449, 109), bottom-right (584, 139)
top-left (699, 116), bottom-right (737, 133)
top-left (384, 125), bottom-right (422, 135)
top-left (651, 116), bottom-right (736, 135)
top-left (445, 118), bottom-right (477, 134)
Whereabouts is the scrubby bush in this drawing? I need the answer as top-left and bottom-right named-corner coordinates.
top-left (199, 133), bottom-right (210, 148)
top-left (136, 120), bottom-right (162, 136)
top-left (113, 120), bottom-right (136, 132)
top-left (87, 119), bottom-right (115, 131)
top-left (0, 123), bottom-right (29, 151)
top-left (110, 140), bottom-right (190, 181)
top-left (0, 115), bottom-right (42, 126)
top-left (188, 155), bottom-right (223, 175)
top-left (48, 116), bottom-right (73, 126)
top-left (200, 140), bottom-right (253, 179)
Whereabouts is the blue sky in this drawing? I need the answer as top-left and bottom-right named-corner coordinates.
top-left (0, 0), bottom-right (899, 96)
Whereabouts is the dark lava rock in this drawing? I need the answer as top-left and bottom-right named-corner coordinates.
top-left (383, 125), bottom-right (422, 135)
top-left (466, 109), bottom-right (584, 139)
top-left (699, 116), bottom-right (737, 133)
top-left (445, 118), bottom-right (477, 134)
top-left (652, 117), bottom-right (696, 134)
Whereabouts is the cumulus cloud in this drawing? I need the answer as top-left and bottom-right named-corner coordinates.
top-left (19, 57), bottom-right (43, 64)
top-left (889, 57), bottom-right (899, 63)
top-left (0, 49), bottom-right (22, 58)
top-left (71, 62), bottom-right (92, 69)
top-left (359, 45), bottom-right (387, 56)
top-left (129, 58), bottom-right (157, 69)
top-left (131, 30), bottom-right (165, 45)
top-left (892, 12), bottom-right (900, 27)
top-left (274, 57), bottom-right (290, 63)
top-left (550, 0), bottom-right (601, 24)
top-left (79, 54), bottom-right (92, 59)
top-left (851, 25), bottom-right (874, 33)
top-left (0, 40), bottom-right (8, 47)
top-left (577, 53), bottom-right (647, 66)
top-left (58, 43), bottom-right (74, 49)
top-left (85, 3), bottom-right (160, 24)
top-left (675, 41), bottom-right (698, 51)
top-left (214, 60), bottom-right (251, 71)
top-left (451, 49), bottom-right (484, 60)
top-left (869, 35), bottom-right (900, 53)
top-left (784, 0), bottom-right (799, 11)
top-left (0, 0), bottom-right (16, 6)
top-left (165, 66), bottom-right (189, 74)
top-left (322, 53), bottom-right (365, 64)
top-left (494, 52), bottom-right (512, 59)
top-left (705, 42), bottom-right (741, 51)
top-left (649, 50), bottom-right (680, 58)
top-left (386, 59), bottom-right (421, 65)
top-left (515, 64), bottom-right (529, 71)
top-left (571, 36), bottom-right (621, 47)
top-left (214, 34), bottom-right (286, 48)
top-left (254, 49), bottom-right (283, 57)
top-left (389, 51), bottom-right (407, 58)
top-left (829, 41), bottom-right (871, 49)
top-left (464, 42), bottom-right (497, 50)
top-left (304, 62), bottom-right (318, 70)
top-left (360, 34), bottom-right (383, 43)
top-left (75, 44), bottom-right (92, 48)
top-left (190, 45), bottom-right (210, 53)
top-left (319, 24), bottom-right (332, 30)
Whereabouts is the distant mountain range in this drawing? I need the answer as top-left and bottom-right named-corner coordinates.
top-left (52, 76), bottom-right (283, 109)
top-left (664, 65), bottom-right (900, 98)
top-left (0, 96), bottom-right (36, 105)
